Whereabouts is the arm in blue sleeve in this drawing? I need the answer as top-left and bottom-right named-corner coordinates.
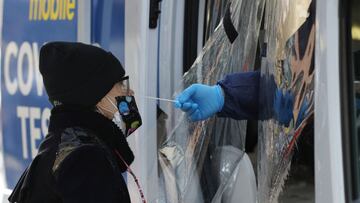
top-left (217, 71), bottom-right (260, 120)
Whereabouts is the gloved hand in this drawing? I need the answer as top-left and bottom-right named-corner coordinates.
top-left (174, 84), bottom-right (224, 121)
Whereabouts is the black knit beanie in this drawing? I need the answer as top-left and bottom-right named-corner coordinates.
top-left (39, 42), bottom-right (125, 107)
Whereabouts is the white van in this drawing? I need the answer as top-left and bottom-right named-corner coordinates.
top-left (0, 0), bottom-right (359, 202)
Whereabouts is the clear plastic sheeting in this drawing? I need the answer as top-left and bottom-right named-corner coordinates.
top-left (257, 1), bottom-right (315, 202)
top-left (203, 0), bottom-right (230, 42)
top-left (157, 0), bottom-right (265, 202)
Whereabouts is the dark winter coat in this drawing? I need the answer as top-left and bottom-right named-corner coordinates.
top-left (9, 106), bottom-right (134, 203)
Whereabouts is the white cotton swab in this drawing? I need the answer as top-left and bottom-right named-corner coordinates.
top-left (143, 96), bottom-right (177, 103)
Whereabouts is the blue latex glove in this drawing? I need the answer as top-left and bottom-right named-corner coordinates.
top-left (174, 84), bottom-right (224, 121)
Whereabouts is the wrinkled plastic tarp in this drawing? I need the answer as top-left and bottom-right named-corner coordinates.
top-left (157, 0), bottom-right (265, 202)
top-left (257, 1), bottom-right (315, 202)
top-left (156, 0), bottom-right (315, 202)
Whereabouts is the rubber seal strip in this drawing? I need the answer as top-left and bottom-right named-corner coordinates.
top-left (223, 3), bottom-right (239, 44)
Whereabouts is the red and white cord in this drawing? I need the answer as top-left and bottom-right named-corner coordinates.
top-left (114, 150), bottom-right (147, 203)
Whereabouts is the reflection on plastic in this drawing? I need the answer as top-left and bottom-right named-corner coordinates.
top-left (258, 1), bottom-right (315, 202)
top-left (218, 151), bottom-right (257, 203)
top-left (210, 146), bottom-right (257, 203)
top-left (157, 0), bottom-right (265, 202)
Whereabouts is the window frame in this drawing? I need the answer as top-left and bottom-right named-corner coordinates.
top-left (339, 0), bottom-right (360, 202)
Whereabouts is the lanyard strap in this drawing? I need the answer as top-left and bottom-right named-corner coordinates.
top-left (114, 150), bottom-right (147, 203)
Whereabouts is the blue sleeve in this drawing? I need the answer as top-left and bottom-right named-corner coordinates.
top-left (217, 71), bottom-right (260, 120)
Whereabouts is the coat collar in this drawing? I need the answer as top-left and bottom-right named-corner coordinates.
top-left (48, 105), bottom-right (134, 171)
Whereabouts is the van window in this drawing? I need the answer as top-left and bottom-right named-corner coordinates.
top-left (342, 0), bottom-right (360, 201)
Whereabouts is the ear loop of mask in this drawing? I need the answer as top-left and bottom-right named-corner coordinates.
top-left (102, 96), bottom-right (126, 132)
top-left (99, 81), bottom-right (132, 136)
top-left (105, 96), bottom-right (118, 110)
top-left (99, 78), bottom-right (130, 114)
top-left (97, 97), bottom-right (120, 125)
top-left (97, 100), bottom-right (117, 115)
top-left (96, 106), bottom-right (106, 115)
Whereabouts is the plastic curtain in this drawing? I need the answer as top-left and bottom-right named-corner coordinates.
top-left (157, 0), bottom-right (265, 202)
top-left (156, 0), bottom-right (315, 202)
top-left (257, 1), bottom-right (315, 202)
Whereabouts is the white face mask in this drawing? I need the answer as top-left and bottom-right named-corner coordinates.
top-left (112, 111), bottom-right (123, 130)
top-left (97, 96), bottom-right (126, 133)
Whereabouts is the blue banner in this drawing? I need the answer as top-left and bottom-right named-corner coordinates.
top-left (91, 0), bottom-right (125, 62)
top-left (1, 0), bottom-right (77, 189)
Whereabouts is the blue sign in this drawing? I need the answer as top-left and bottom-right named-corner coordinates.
top-left (1, 0), bottom-right (77, 189)
top-left (91, 0), bottom-right (125, 62)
